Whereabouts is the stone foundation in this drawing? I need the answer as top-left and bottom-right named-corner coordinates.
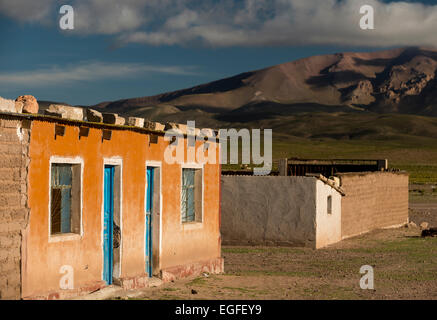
top-left (117, 275), bottom-right (162, 290)
top-left (23, 281), bottom-right (106, 300)
top-left (22, 257), bottom-right (224, 299)
top-left (161, 258), bottom-right (224, 282)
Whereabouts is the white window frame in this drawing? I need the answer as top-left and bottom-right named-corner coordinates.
top-left (48, 156), bottom-right (84, 243)
top-left (180, 163), bottom-right (204, 230)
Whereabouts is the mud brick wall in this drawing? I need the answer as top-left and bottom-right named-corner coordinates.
top-left (0, 118), bottom-right (30, 299)
top-left (338, 171), bottom-right (409, 239)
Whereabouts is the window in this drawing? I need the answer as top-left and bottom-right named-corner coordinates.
top-left (50, 163), bottom-right (81, 235)
top-left (181, 168), bottom-right (202, 223)
top-left (327, 195), bottom-right (332, 215)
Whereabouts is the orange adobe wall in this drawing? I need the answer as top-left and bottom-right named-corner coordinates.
top-left (22, 119), bottom-right (222, 299)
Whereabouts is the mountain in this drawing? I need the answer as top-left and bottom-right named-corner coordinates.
top-left (89, 47), bottom-right (437, 177)
top-left (93, 47), bottom-right (437, 120)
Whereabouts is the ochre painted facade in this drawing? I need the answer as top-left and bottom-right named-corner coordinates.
top-left (22, 119), bottom-right (222, 299)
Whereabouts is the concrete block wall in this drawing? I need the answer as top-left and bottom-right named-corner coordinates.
top-left (338, 171), bottom-right (409, 239)
top-left (0, 118), bottom-right (30, 299)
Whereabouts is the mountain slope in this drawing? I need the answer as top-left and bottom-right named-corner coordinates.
top-left (94, 47), bottom-right (437, 117)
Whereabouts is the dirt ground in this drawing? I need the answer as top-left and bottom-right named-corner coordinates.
top-left (106, 192), bottom-right (437, 301)
top-left (115, 223), bottom-right (436, 300)
top-left (409, 184), bottom-right (437, 227)
top-left (409, 202), bottom-right (437, 227)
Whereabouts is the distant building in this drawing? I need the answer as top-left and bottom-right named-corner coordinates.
top-left (221, 159), bottom-right (409, 248)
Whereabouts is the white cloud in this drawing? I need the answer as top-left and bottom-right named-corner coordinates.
top-left (72, 0), bottom-right (148, 35)
top-left (0, 0), bottom-right (56, 23)
top-left (1, 0), bottom-right (437, 48)
top-left (0, 62), bottom-right (200, 87)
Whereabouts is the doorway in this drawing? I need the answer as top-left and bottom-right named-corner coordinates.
top-left (146, 166), bottom-right (160, 277)
top-left (103, 164), bottom-right (121, 285)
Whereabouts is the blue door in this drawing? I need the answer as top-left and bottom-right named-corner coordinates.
top-left (145, 167), bottom-right (154, 277)
top-left (103, 165), bottom-right (114, 285)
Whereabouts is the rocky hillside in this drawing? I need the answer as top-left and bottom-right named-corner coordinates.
top-left (94, 47), bottom-right (437, 117)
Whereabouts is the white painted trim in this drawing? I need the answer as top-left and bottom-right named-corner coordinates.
top-left (180, 163), bottom-right (205, 230)
top-left (101, 157), bottom-right (123, 280)
top-left (145, 161), bottom-right (163, 271)
top-left (49, 233), bottom-right (81, 243)
top-left (181, 162), bottom-right (204, 169)
top-left (181, 222), bottom-right (204, 231)
top-left (146, 160), bottom-right (162, 167)
top-left (48, 156), bottom-right (84, 243)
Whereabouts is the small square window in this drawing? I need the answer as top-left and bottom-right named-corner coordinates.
top-left (327, 195), bottom-right (332, 215)
top-left (50, 163), bottom-right (81, 235)
top-left (181, 168), bottom-right (202, 223)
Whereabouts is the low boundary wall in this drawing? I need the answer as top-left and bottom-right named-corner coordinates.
top-left (220, 176), bottom-right (326, 248)
top-left (338, 171), bottom-right (409, 239)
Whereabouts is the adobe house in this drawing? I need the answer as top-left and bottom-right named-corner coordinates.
top-left (221, 159), bottom-right (408, 248)
top-left (221, 174), bottom-right (345, 249)
top-left (0, 96), bottom-right (223, 300)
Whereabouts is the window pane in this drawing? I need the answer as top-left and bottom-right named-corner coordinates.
top-left (183, 169), bottom-right (195, 186)
top-left (194, 169), bottom-right (203, 222)
top-left (182, 169), bottom-right (195, 223)
top-left (186, 186), bottom-right (195, 222)
top-left (181, 184), bottom-right (187, 221)
top-left (51, 188), bottom-right (62, 234)
top-left (51, 164), bottom-right (73, 234)
top-left (58, 165), bottom-right (72, 186)
top-left (327, 196), bottom-right (332, 214)
top-left (61, 188), bottom-right (71, 233)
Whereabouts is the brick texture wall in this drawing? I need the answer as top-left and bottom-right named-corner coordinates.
top-left (0, 118), bottom-right (30, 300)
top-left (338, 171), bottom-right (409, 239)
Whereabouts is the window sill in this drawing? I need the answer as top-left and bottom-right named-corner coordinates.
top-left (49, 233), bottom-right (82, 243)
top-left (181, 222), bottom-right (203, 231)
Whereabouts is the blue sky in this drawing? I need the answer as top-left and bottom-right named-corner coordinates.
top-left (0, 0), bottom-right (436, 106)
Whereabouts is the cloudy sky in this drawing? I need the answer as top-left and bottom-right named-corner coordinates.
top-left (0, 0), bottom-right (436, 105)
